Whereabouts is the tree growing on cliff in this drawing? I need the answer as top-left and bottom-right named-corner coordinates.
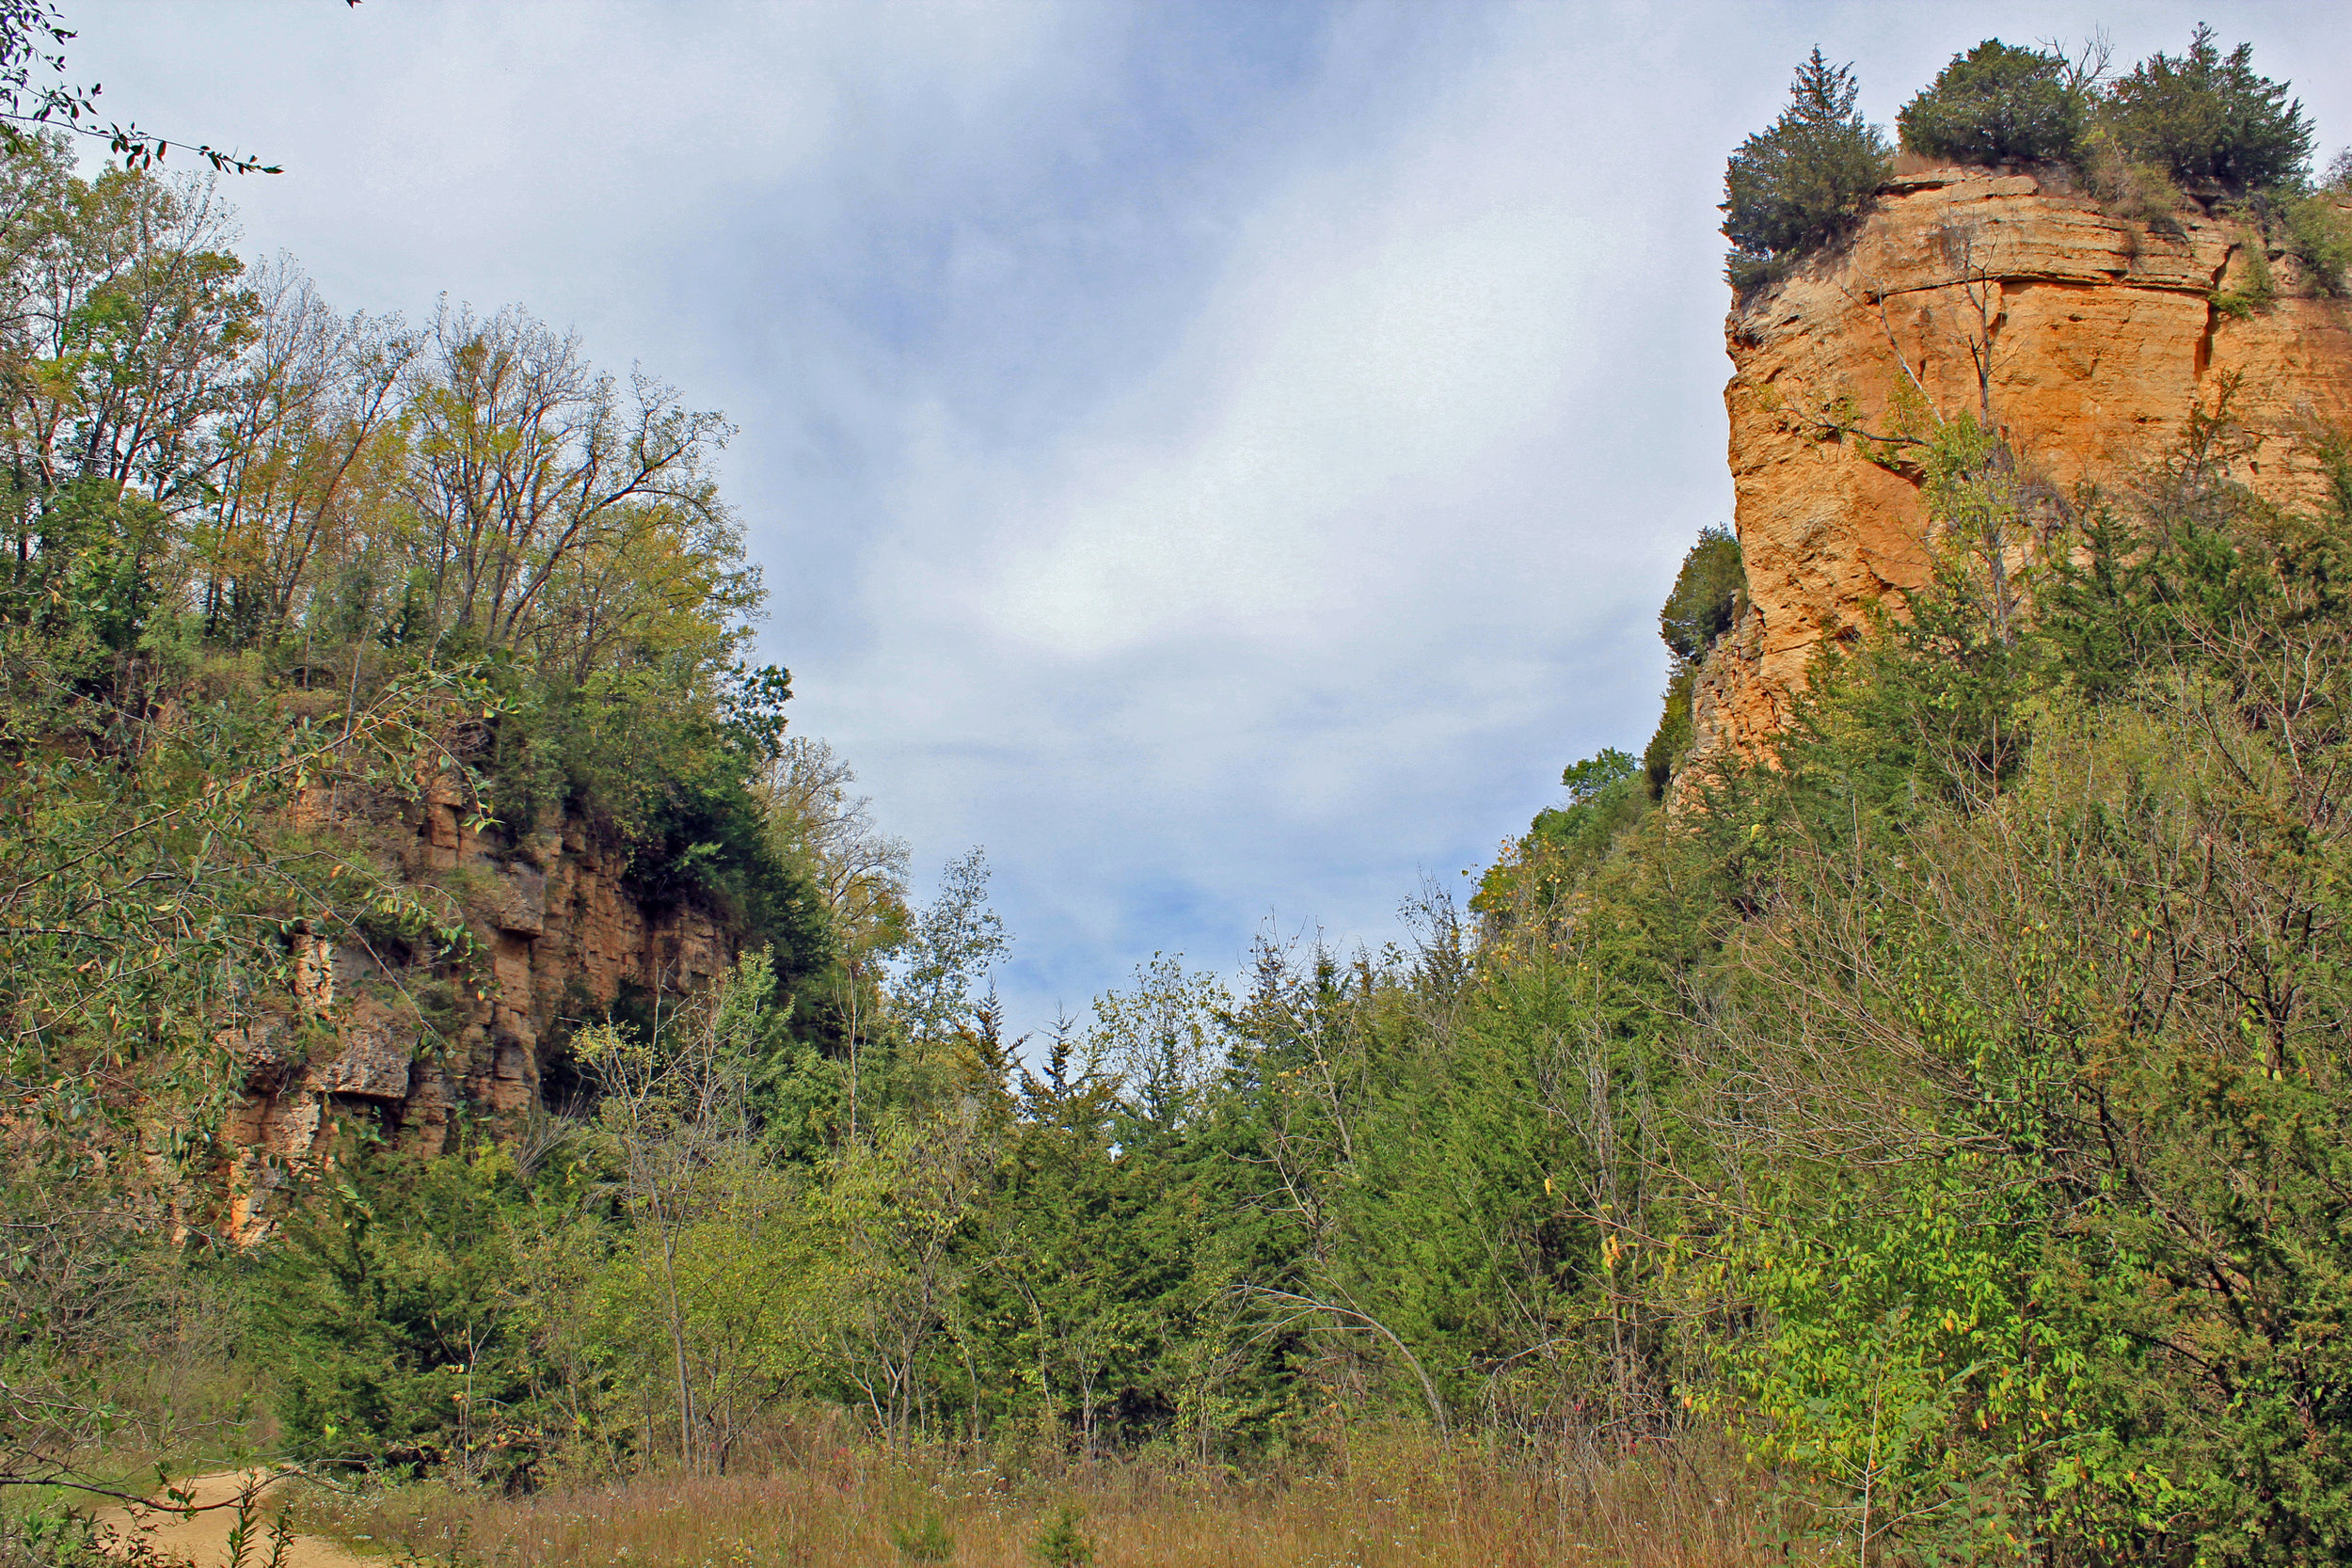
top-left (1641, 525), bottom-right (1744, 799)
top-left (1658, 524), bottom-right (1744, 667)
top-left (1722, 50), bottom-right (1890, 293)
top-left (1897, 40), bottom-right (2092, 167)
top-left (2100, 24), bottom-right (2312, 193)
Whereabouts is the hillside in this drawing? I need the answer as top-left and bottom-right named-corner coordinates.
top-left (1696, 162), bottom-right (2352, 769)
top-left (9, 20), bottom-right (2352, 1568)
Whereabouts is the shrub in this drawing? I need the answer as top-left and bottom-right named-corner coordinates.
top-left (2100, 24), bottom-right (2312, 192)
top-left (1030, 1506), bottom-right (1094, 1568)
top-left (1723, 50), bottom-right (1891, 293)
top-left (891, 1512), bottom-right (955, 1562)
top-left (248, 1148), bottom-right (540, 1481)
top-left (2082, 125), bottom-right (2188, 231)
top-left (1643, 668), bottom-right (1694, 802)
top-left (1898, 40), bottom-right (2086, 167)
top-left (2211, 226), bottom-right (2276, 317)
top-left (2282, 192), bottom-right (2352, 296)
top-left (1659, 524), bottom-right (1745, 665)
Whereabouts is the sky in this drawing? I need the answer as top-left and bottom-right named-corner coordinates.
top-left (67, 0), bottom-right (2352, 1039)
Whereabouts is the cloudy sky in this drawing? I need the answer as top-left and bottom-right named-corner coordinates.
top-left (71, 0), bottom-right (2352, 1037)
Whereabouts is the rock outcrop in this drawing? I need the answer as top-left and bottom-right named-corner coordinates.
top-left (1692, 166), bottom-right (2352, 767)
top-left (222, 777), bottom-right (734, 1238)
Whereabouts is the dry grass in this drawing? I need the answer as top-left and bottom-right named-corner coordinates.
top-left (289, 1429), bottom-right (1793, 1568)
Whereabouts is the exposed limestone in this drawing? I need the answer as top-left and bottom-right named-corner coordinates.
top-left (1692, 166), bottom-right (2352, 768)
top-left (221, 785), bottom-right (733, 1239)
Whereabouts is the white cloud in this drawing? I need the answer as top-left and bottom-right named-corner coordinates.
top-left (979, 201), bottom-right (1602, 657)
top-left (66, 0), bottom-right (2352, 1033)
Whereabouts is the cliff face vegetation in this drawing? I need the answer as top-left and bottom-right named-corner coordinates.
top-left (0, 127), bottom-right (838, 1240)
top-left (15, 19), bottom-right (2352, 1568)
top-left (1695, 165), bottom-right (2352, 768)
top-left (225, 786), bottom-right (739, 1238)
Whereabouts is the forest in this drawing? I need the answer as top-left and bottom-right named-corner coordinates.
top-left (7, 14), bottom-right (2352, 1568)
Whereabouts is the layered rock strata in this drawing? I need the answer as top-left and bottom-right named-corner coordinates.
top-left (1693, 166), bottom-right (2352, 767)
top-left (223, 777), bottom-right (732, 1237)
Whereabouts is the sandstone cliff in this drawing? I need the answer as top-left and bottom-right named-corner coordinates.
top-left (221, 777), bottom-right (735, 1238)
top-left (1692, 166), bottom-right (2352, 767)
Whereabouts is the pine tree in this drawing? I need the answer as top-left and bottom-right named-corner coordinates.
top-left (1722, 50), bottom-right (1890, 292)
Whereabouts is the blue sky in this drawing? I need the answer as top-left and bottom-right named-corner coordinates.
top-left (72, 0), bottom-right (2352, 1039)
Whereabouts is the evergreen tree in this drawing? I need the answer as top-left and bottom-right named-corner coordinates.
top-left (2101, 24), bottom-right (2312, 192)
top-left (1898, 40), bottom-right (2088, 167)
top-left (1722, 50), bottom-right (1890, 292)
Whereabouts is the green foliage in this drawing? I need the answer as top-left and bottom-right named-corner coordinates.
top-left (2080, 128), bottom-right (2189, 232)
top-left (1712, 1158), bottom-right (2079, 1560)
top-left (77, 383), bottom-right (2352, 1567)
top-left (2100, 24), bottom-right (2312, 193)
top-left (23, 31), bottom-right (2352, 1566)
top-left (1726, 682), bottom-right (2352, 1559)
top-left (1527, 746), bottom-right (1645, 872)
top-left (1695, 399), bottom-right (2352, 1560)
top-left (1640, 668), bottom-right (1692, 801)
top-left (962, 951), bottom-right (1314, 1458)
top-left (2281, 190), bottom-right (2352, 295)
top-left (624, 720), bottom-right (832, 973)
top-left (1657, 525), bottom-right (1743, 667)
top-left (2211, 227), bottom-right (2276, 317)
top-left (247, 1147), bottom-right (545, 1481)
top-left (717, 660), bottom-right (795, 765)
top-left (1029, 1506), bottom-right (1094, 1567)
top-left (1628, 524), bottom-right (1748, 804)
top-left (891, 1512), bottom-right (955, 1562)
top-left (2037, 392), bottom-right (2327, 702)
top-left (1722, 50), bottom-right (1891, 293)
top-left (1781, 415), bottom-right (2040, 819)
top-left (889, 847), bottom-right (1009, 1052)
top-left (0, 128), bottom-right (815, 1507)
top-left (1730, 29), bottom-right (2321, 291)
top-left (1559, 746), bottom-right (1636, 803)
top-left (1898, 40), bottom-right (2087, 167)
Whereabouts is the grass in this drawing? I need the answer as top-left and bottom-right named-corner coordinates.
top-left (286, 1427), bottom-right (1788, 1568)
top-left (0, 1299), bottom-right (280, 1558)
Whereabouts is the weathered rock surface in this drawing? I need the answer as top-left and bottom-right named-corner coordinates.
top-left (1693, 166), bottom-right (2352, 767)
top-left (222, 782), bottom-right (733, 1239)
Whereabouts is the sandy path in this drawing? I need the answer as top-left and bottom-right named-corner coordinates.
top-left (94, 1470), bottom-right (369, 1568)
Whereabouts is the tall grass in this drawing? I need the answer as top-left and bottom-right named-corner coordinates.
top-left (291, 1427), bottom-right (1785, 1568)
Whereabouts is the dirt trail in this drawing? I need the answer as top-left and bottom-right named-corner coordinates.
top-left (94, 1471), bottom-right (369, 1568)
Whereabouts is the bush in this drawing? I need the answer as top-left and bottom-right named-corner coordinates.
top-left (1643, 668), bottom-right (1694, 802)
top-left (2081, 126), bottom-right (2186, 231)
top-left (2282, 192), bottom-right (2352, 296)
top-left (1030, 1506), bottom-right (1094, 1568)
top-left (1529, 748), bottom-right (1643, 863)
top-left (1897, 40), bottom-right (2085, 166)
top-left (2100, 24), bottom-right (2312, 192)
top-left (1723, 50), bottom-right (1891, 293)
top-left (1659, 525), bottom-right (1744, 666)
top-left (2210, 228), bottom-right (2276, 318)
top-left (248, 1148), bottom-right (542, 1481)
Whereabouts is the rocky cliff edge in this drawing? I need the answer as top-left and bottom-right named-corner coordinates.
top-left (1692, 166), bottom-right (2352, 768)
top-left (216, 774), bottom-right (734, 1239)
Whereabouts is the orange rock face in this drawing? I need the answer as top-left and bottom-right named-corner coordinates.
top-left (223, 784), bottom-right (735, 1240)
top-left (1692, 167), bottom-right (2352, 767)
